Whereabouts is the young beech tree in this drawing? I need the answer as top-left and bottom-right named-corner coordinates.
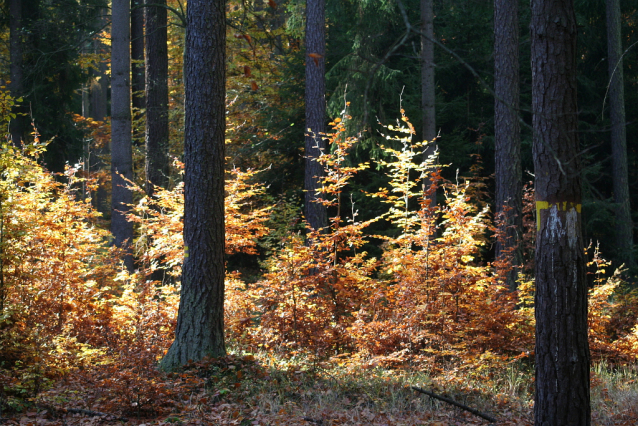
top-left (160, 0), bottom-right (227, 370)
top-left (531, 0), bottom-right (591, 424)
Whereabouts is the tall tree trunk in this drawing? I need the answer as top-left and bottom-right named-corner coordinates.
top-left (494, 0), bottom-right (522, 289)
top-left (9, 0), bottom-right (24, 146)
top-left (145, 0), bottom-right (169, 195)
top-left (304, 0), bottom-right (327, 232)
top-left (90, 42), bottom-right (109, 122)
top-left (421, 0), bottom-right (437, 204)
top-left (160, 0), bottom-right (227, 370)
top-left (531, 0), bottom-right (591, 424)
top-left (606, 0), bottom-right (634, 268)
top-left (144, 0), bottom-right (169, 284)
top-left (90, 9), bottom-right (109, 215)
top-left (131, 0), bottom-right (146, 120)
top-left (111, 0), bottom-right (134, 272)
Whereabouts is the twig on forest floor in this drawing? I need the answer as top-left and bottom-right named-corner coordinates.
top-left (65, 407), bottom-right (128, 421)
top-left (411, 386), bottom-right (497, 423)
top-left (36, 404), bottom-right (128, 422)
top-left (302, 416), bottom-right (325, 425)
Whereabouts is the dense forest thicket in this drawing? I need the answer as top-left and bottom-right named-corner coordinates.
top-left (1, 0), bottom-right (638, 424)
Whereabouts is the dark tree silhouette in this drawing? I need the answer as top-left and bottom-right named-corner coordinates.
top-left (421, 0), bottom-right (437, 205)
top-left (144, 0), bottom-right (169, 195)
top-left (304, 0), bottom-right (327, 232)
top-left (131, 0), bottom-right (146, 115)
top-left (494, 0), bottom-right (522, 288)
top-left (606, 0), bottom-right (634, 268)
top-left (9, 0), bottom-right (24, 146)
top-left (111, 0), bottom-right (134, 272)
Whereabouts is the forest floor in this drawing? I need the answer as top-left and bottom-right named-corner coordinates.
top-left (2, 349), bottom-right (637, 426)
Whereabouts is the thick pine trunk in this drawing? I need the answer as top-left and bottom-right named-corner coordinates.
top-left (606, 0), bottom-right (634, 268)
top-left (145, 0), bottom-right (170, 195)
top-left (494, 0), bottom-right (522, 288)
top-left (111, 0), bottom-right (134, 272)
top-left (131, 0), bottom-right (146, 115)
top-left (304, 0), bottom-right (327, 232)
top-left (160, 0), bottom-right (227, 370)
top-left (9, 0), bottom-right (24, 146)
top-left (531, 0), bottom-right (591, 424)
top-left (421, 0), bottom-right (437, 204)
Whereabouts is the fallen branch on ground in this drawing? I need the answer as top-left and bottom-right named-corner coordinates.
top-left (36, 404), bottom-right (128, 422)
top-left (411, 386), bottom-right (497, 423)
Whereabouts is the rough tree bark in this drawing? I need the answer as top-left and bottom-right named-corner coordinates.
top-left (494, 0), bottom-right (522, 289)
top-left (304, 0), bottom-right (327, 232)
top-left (9, 0), bottom-right (24, 146)
top-left (421, 0), bottom-right (437, 204)
top-left (145, 0), bottom-right (170, 195)
top-left (606, 0), bottom-right (634, 268)
top-left (111, 0), bottom-right (135, 272)
top-left (531, 0), bottom-right (591, 424)
top-left (160, 0), bottom-right (227, 370)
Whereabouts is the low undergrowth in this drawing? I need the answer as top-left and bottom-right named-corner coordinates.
top-left (3, 347), bottom-right (638, 425)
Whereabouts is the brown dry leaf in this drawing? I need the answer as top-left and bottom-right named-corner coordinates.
top-left (251, 81), bottom-right (259, 91)
top-left (268, 0), bottom-right (277, 9)
top-left (307, 52), bottom-right (323, 66)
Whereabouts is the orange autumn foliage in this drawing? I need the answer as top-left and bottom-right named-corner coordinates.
top-left (1, 94), bottom-right (638, 417)
top-left (0, 141), bottom-right (123, 402)
top-left (229, 111), bottom-right (638, 369)
top-left (128, 162), bottom-right (272, 278)
top-left (241, 114), bottom-right (379, 355)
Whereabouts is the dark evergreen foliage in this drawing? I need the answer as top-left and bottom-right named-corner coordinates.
top-left (1, 0), bottom-right (107, 172)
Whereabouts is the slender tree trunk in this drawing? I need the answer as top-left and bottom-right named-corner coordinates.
top-left (9, 0), bottom-right (24, 146)
top-left (145, 0), bottom-right (169, 195)
top-left (89, 10), bottom-right (110, 215)
top-left (531, 0), bottom-right (591, 424)
top-left (421, 0), bottom-right (437, 205)
top-left (160, 0), bottom-right (227, 370)
top-left (111, 0), bottom-right (134, 272)
top-left (90, 52), bottom-right (109, 121)
top-left (606, 0), bottom-right (634, 268)
top-left (494, 0), bottom-right (522, 288)
top-left (304, 0), bottom-right (327, 232)
top-left (131, 0), bottom-right (146, 119)
top-left (144, 0), bottom-right (169, 284)
top-left (90, 8), bottom-right (109, 123)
